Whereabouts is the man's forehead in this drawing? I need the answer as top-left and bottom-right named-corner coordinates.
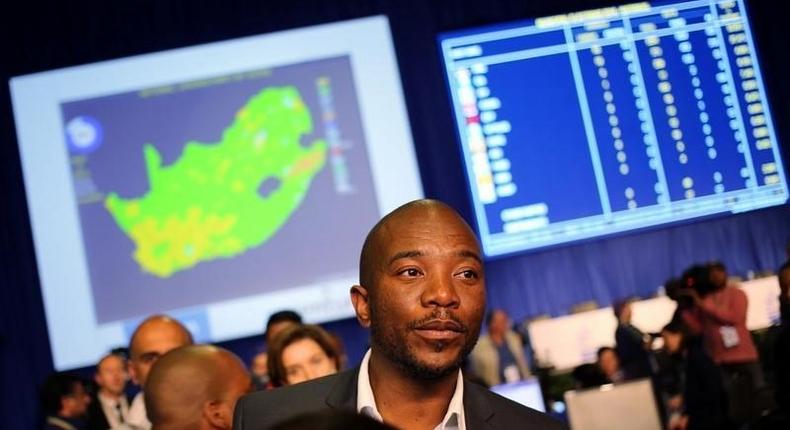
top-left (132, 323), bottom-right (189, 351)
top-left (374, 205), bottom-right (476, 249)
top-left (378, 221), bottom-right (479, 254)
top-left (98, 355), bottom-right (123, 369)
top-left (379, 204), bottom-right (476, 238)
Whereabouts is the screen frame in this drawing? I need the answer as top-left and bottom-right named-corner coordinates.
top-left (437, 0), bottom-right (788, 260)
top-left (9, 15), bottom-right (422, 370)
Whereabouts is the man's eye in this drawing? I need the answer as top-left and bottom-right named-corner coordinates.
top-left (399, 268), bottom-right (421, 277)
top-left (139, 352), bottom-right (161, 364)
top-left (458, 270), bottom-right (479, 279)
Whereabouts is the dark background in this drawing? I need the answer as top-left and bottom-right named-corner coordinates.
top-left (1, 1), bottom-right (788, 428)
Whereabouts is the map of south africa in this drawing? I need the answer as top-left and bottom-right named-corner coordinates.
top-left (105, 86), bottom-right (327, 277)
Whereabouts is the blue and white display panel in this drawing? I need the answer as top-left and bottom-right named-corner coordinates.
top-left (440, 0), bottom-right (787, 258)
top-left (10, 16), bottom-right (421, 370)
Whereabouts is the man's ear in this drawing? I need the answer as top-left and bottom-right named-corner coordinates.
top-left (350, 285), bottom-right (371, 328)
top-left (203, 400), bottom-right (232, 429)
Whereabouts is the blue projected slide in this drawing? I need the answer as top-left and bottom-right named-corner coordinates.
top-left (439, 0), bottom-right (788, 258)
top-left (10, 16), bottom-right (422, 370)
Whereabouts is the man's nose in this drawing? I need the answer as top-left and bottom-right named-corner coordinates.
top-left (422, 273), bottom-right (460, 308)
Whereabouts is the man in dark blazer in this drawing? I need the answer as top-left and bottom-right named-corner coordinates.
top-left (86, 353), bottom-right (130, 430)
top-left (234, 199), bottom-right (565, 429)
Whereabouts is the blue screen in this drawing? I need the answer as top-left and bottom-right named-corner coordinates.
top-left (439, 0), bottom-right (788, 258)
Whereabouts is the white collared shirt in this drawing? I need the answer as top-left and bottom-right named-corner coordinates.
top-left (97, 391), bottom-right (130, 428)
top-left (356, 349), bottom-right (466, 430)
top-left (126, 392), bottom-right (151, 430)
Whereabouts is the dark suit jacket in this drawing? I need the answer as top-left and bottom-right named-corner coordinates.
top-left (233, 368), bottom-right (566, 429)
top-left (615, 324), bottom-right (652, 379)
top-left (85, 393), bottom-right (129, 430)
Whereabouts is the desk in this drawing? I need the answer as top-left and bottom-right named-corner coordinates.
top-left (527, 276), bottom-right (781, 371)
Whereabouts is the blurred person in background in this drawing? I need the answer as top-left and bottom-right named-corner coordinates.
top-left (665, 277), bottom-right (694, 326)
top-left (613, 297), bottom-right (653, 379)
top-left (267, 324), bottom-right (341, 387)
top-left (249, 351), bottom-right (270, 391)
top-left (250, 310), bottom-right (303, 391)
top-left (679, 263), bottom-right (765, 427)
top-left (145, 345), bottom-right (251, 430)
top-left (570, 362), bottom-right (609, 389)
top-left (660, 321), bottom-right (731, 430)
top-left (596, 346), bottom-right (624, 384)
top-left (41, 372), bottom-right (91, 430)
top-left (774, 261), bottom-right (790, 417)
top-left (126, 315), bottom-right (193, 429)
top-left (265, 310), bottom-right (303, 346)
top-left (779, 261), bottom-right (790, 328)
top-left (469, 309), bottom-right (531, 387)
top-left (86, 353), bottom-right (129, 430)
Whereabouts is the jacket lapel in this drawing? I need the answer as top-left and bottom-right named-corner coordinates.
top-left (325, 367), bottom-right (360, 411)
top-left (463, 379), bottom-right (496, 429)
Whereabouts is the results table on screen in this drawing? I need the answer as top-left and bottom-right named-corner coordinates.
top-left (441, 0), bottom-right (787, 257)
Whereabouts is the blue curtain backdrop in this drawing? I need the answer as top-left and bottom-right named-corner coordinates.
top-left (2, 0), bottom-right (789, 428)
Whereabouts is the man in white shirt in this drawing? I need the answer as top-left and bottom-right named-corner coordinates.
top-left (87, 353), bottom-right (130, 429)
top-left (126, 315), bottom-right (193, 429)
top-left (470, 309), bottom-right (531, 387)
top-left (233, 199), bottom-right (565, 430)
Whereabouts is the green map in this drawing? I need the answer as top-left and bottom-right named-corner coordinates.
top-left (105, 87), bottom-right (327, 277)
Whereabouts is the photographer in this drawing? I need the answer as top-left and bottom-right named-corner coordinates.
top-left (665, 277), bottom-right (694, 326)
top-left (677, 263), bottom-right (764, 428)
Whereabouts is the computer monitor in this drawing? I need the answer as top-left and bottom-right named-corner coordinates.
top-left (439, 0), bottom-right (787, 258)
top-left (490, 378), bottom-right (546, 412)
top-left (564, 379), bottom-right (662, 430)
top-left (9, 15), bottom-right (421, 370)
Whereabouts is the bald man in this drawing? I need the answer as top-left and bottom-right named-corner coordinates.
top-left (145, 345), bottom-right (251, 430)
top-left (127, 315), bottom-right (194, 429)
top-left (234, 199), bottom-right (565, 429)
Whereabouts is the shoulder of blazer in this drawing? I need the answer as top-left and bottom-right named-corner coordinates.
top-left (233, 368), bottom-right (359, 430)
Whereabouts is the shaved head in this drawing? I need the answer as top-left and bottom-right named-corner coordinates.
top-left (129, 315), bottom-right (193, 355)
top-left (359, 199), bottom-right (479, 290)
top-left (351, 199), bottom-right (486, 381)
top-left (128, 315), bottom-right (193, 388)
top-left (145, 345), bottom-right (251, 429)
